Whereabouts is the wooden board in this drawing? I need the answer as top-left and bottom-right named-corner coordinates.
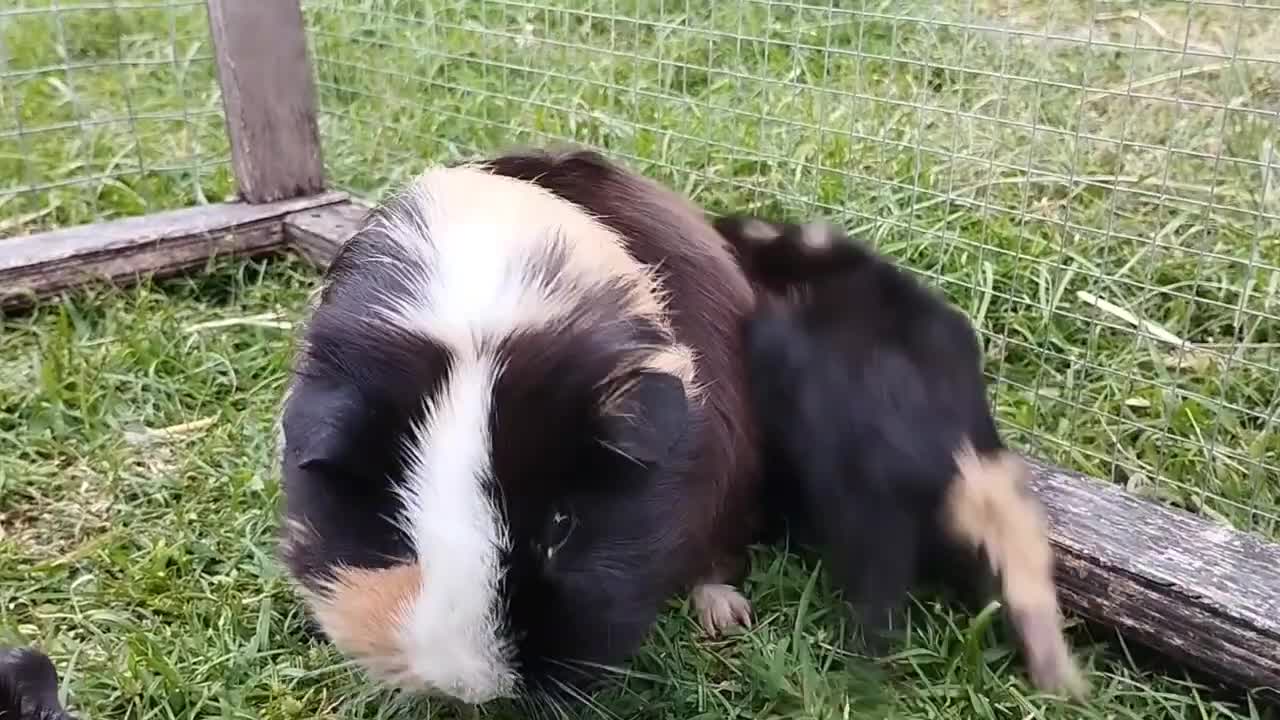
top-left (0, 193), bottom-right (347, 309)
top-left (284, 203), bottom-right (1280, 694)
top-left (1027, 458), bottom-right (1280, 693)
top-left (206, 0), bottom-right (326, 203)
top-left (283, 198), bottom-right (371, 269)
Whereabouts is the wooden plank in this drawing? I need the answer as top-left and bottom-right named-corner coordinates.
top-left (0, 192), bottom-right (347, 309)
top-left (283, 198), bottom-right (371, 269)
top-left (206, 0), bottom-right (326, 203)
top-left (1027, 458), bottom-right (1280, 693)
top-left (280, 200), bottom-right (1280, 693)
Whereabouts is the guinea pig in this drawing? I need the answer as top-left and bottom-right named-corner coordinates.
top-left (277, 147), bottom-right (762, 706)
top-left (1, 646), bottom-right (78, 720)
top-left (711, 214), bottom-right (1088, 700)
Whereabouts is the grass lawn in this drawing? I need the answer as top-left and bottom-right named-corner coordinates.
top-left (2, 0), bottom-right (1278, 718)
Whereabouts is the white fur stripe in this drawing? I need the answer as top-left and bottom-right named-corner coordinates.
top-left (394, 352), bottom-right (517, 702)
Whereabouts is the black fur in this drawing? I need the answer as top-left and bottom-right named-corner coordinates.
top-left (0, 647), bottom-right (75, 720)
top-left (714, 214), bottom-right (1001, 643)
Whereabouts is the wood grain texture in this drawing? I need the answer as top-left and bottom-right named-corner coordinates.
top-left (283, 198), bottom-right (371, 269)
top-left (206, 0), bottom-right (326, 203)
top-left (281, 200), bottom-right (1280, 694)
top-left (1027, 458), bottom-right (1280, 693)
top-left (0, 193), bottom-right (347, 309)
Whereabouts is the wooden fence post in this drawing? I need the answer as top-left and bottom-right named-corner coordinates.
top-left (206, 0), bottom-right (326, 203)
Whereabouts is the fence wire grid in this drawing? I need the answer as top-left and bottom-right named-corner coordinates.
top-left (304, 0), bottom-right (1280, 537)
top-left (0, 0), bottom-right (232, 238)
top-left (1, 0), bottom-right (1276, 542)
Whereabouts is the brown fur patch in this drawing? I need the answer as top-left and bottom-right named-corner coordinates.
top-left (943, 444), bottom-right (1089, 699)
top-left (305, 563), bottom-right (422, 681)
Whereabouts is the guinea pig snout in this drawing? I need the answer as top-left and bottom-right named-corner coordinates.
top-left (304, 561), bottom-right (520, 704)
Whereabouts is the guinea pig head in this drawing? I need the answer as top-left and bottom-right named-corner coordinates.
top-left (278, 166), bottom-right (704, 705)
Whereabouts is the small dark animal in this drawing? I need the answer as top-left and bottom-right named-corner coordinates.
top-left (713, 214), bottom-right (1088, 699)
top-left (0, 646), bottom-right (76, 720)
top-left (278, 147), bottom-right (763, 706)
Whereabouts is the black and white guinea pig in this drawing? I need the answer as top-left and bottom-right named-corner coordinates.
top-left (711, 214), bottom-right (1088, 700)
top-left (278, 148), bottom-right (763, 705)
top-left (1, 646), bottom-right (77, 720)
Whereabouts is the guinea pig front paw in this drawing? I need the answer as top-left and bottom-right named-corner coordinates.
top-left (690, 583), bottom-right (753, 637)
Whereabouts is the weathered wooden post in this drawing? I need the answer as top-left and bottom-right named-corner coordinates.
top-left (206, 0), bottom-right (326, 203)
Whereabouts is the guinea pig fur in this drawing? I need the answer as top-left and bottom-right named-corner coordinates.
top-left (711, 214), bottom-right (1088, 700)
top-left (278, 148), bottom-right (762, 705)
top-left (1, 646), bottom-right (77, 720)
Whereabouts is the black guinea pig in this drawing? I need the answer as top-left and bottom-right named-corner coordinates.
top-left (712, 214), bottom-right (1088, 700)
top-left (277, 148), bottom-right (763, 705)
top-left (1, 646), bottom-right (77, 720)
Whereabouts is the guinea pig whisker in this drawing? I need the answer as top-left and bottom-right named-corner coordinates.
top-left (549, 657), bottom-right (670, 688)
top-left (596, 439), bottom-right (643, 467)
top-left (551, 676), bottom-right (623, 720)
top-left (543, 683), bottom-right (573, 720)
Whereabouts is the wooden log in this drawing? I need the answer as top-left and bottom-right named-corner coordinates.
top-left (1027, 458), bottom-right (1280, 693)
top-left (283, 198), bottom-right (371, 269)
top-left (0, 192), bottom-right (347, 309)
top-left (206, 0), bottom-right (326, 203)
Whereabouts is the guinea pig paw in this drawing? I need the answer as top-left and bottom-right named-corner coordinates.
top-left (691, 583), bottom-right (753, 637)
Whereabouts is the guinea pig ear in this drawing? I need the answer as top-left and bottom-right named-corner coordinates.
top-left (599, 371), bottom-right (690, 466)
top-left (282, 381), bottom-right (366, 471)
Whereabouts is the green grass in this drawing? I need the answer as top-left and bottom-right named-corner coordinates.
top-left (2, 0), bottom-right (1279, 718)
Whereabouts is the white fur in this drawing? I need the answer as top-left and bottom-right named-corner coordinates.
top-left (395, 353), bottom-right (517, 703)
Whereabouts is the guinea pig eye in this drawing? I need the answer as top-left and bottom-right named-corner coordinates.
top-left (536, 509), bottom-right (576, 560)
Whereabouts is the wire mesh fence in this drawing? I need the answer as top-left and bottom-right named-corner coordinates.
top-left (303, 0), bottom-right (1279, 538)
top-left (0, 0), bottom-right (233, 238)
top-left (2, 0), bottom-right (1276, 542)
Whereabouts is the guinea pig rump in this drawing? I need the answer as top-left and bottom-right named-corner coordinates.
top-left (721, 211), bottom-right (1088, 700)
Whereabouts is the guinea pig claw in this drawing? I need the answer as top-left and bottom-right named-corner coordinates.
top-left (691, 583), bottom-right (753, 637)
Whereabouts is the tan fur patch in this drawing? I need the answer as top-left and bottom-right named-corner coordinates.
top-left (639, 343), bottom-right (700, 396)
top-left (740, 218), bottom-right (782, 244)
top-left (943, 443), bottom-right (1088, 699)
top-left (304, 563), bottom-right (422, 681)
top-left (799, 221), bottom-right (835, 250)
top-left (599, 343), bottom-right (703, 421)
